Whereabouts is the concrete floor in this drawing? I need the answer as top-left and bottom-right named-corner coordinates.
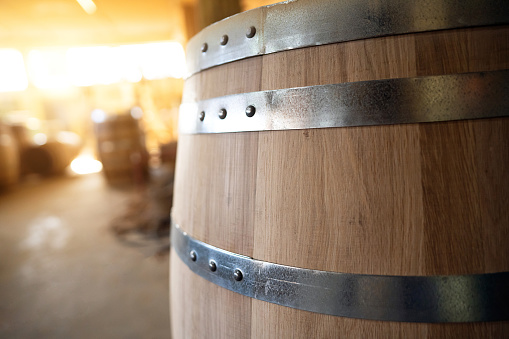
top-left (0, 173), bottom-right (171, 338)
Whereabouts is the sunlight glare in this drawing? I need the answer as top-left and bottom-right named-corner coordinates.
top-left (27, 49), bottom-right (70, 89)
top-left (0, 49), bottom-right (28, 92)
top-left (76, 0), bottom-right (97, 15)
top-left (70, 155), bottom-right (103, 175)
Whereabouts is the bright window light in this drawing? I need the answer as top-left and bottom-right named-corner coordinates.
top-left (76, 0), bottom-right (97, 15)
top-left (63, 41), bottom-right (186, 87)
top-left (115, 45), bottom-right (143, 83)
top-left (139, 42), bottom-right (186, 79)
top-left (27, 49), bottom-right (70, 89)
top-left (0, 49), bottom-right (28, 92)
top-left (66, 46), bottom-right (122, 86)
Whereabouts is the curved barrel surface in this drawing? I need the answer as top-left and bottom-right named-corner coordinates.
top-left (170, 0), bottom-right (509, 337)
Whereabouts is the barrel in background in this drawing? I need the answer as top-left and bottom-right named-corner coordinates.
top-left (21, 131), bottom-right (81, 176)
top-left (0, 124), bottom-right (20, 187)
top-left (94, 114), bottom-right (148, 186)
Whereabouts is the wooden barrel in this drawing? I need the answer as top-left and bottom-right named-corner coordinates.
top-left (9, 123), bottom-right (31, 151)
top-left (94, 113), bottom-right (148, 185)
top-left (170, 1), bottom-right (509, 337)
top-left (22, 132), bottom-right (81, 176)
top-left (0, 123), bottom-right (20, 187)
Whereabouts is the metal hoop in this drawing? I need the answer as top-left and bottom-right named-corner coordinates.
top-left (179, 70), bottom-right (509, 134)
top-left (186, 0), bottom-right (509, 76)
top-left (172, 223), bottom-right (509, 323)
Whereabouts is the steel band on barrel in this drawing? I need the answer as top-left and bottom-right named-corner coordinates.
top-left (179, 70), bottom-right (509, 134)
top-left (171, 223), bottom-right (509, 323)
top-left (186, 0), bottom-right (509, 76)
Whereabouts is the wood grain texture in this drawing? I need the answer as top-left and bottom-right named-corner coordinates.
top-left (170, 248), bottom-right (251, 339)
top-left (171, 25), bottom-right (509, 338)
top-left (172, 132), bottom-right (259, 256)
top-left (182, 56), bottom-right (263, 102)
top-left (182, 25), bottom-right (509, 102)
top-left (250, 299), bottom-right (509, 339)
top-left (253, 125), bottom-right (426, 275)
top-left (475, 119), bottom-right (509, 273)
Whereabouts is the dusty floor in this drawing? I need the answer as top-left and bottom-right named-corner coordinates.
top-left (0, 173), bottom-right (171, 338)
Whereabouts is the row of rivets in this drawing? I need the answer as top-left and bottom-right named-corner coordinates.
top-left (199, 105), bottom-right (256, 121)
top-left (201, 26), bottom-right (256, 53)
top-left (189, 250), bottom-right (243, 281)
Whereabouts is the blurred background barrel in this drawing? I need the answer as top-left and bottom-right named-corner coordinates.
top-left (94, 113), bottom-right (148, 186)
top-left (9, 123), bottom-right (31, 151)
top-left (22, 142), bottom-right (80, 176)
top-left (0, 124), bottom-right (20, 187)
top-left (170, 1), bottom-right (509, 338)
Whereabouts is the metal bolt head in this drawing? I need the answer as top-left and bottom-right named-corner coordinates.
top-left (245, 105), bottom-right (256, 117)
top-left (220, 35), bottom-right (229, 45)
top-left (209, 260), bottom-right (217, 272)
top-left (246, 26), bottom-right (256, 38)
top-left (201, 43), bottom-right (208, 53)
top-left (233, 269), bottom-right (243, 281)
top-left (199, 111), bottom-right (205, 121)
top-left (218, 108), bottom-right (227, 119)
top-left (190, 250), bottom-right (197, 261)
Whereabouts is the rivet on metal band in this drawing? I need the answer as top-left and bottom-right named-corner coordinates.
top-left (179, 70), bottom-right (509, 134)
top-left (186, 0), bottom-right (509, 76)
top-left (171, 223), bottom-right (509, 323)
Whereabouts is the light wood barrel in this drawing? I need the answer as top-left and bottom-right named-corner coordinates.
top-left (170, 1), bottom-right (509, 337)
top-left (0, 124), bottom-right (20, 187)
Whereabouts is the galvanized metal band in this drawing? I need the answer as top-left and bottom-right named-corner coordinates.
top-left (171, 223), bottom-right (509, 323)
top-left (179, 70), bottom-right (509, 134)
top-left (186, 0), bottom-right (509, 76)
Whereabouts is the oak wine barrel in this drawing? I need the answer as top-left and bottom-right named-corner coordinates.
top-left (170, 1), bottom-right (509, 337)
top-left (94, 113), bottom-right (148, 185)
top-left (22, 132), bottom-right (81, 176)
top-left (0, 123), bottom-right (20, 187)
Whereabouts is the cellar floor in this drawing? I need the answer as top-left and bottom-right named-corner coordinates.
top-left (0, 172), bottom-right (171, 339)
